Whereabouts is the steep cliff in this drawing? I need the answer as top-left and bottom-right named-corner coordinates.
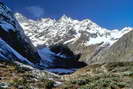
top-left (0, 2), bottom-right (40, 63)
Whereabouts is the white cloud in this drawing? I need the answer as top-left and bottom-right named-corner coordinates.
top-left (26, 6), bottom-right (45, 18)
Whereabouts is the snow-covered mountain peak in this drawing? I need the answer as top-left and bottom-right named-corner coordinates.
top-left (121, 27), bottom-right (133, 33)
top-left (59, 14), bottom-right (72, 22)
top-left (15, 12), bottom-right (132, 47)
top-left (15, 12), bottom-right (23, 18)
top-left (15, 13), bottom-right (35, 23)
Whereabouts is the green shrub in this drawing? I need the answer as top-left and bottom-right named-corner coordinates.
top-left (44, 80), bottom-right (55, 89)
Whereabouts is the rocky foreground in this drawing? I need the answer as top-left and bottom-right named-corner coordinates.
top-left (0, 61), bottom-right (133, 89)
top-left (0, 61), bottom-right (61, 89)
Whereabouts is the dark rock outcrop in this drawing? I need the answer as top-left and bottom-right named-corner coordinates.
top-left (38, 44), bottom-right (87, 69)
top-left (0, 38), bottom-right (33, 65)
top-left (0, 2), bottom-right (40, 63)
top-left (67, 39), bottom-right (107, 64)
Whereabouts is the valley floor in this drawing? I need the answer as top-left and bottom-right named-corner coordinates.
top-left (0, 61), bottom-right (133, 89)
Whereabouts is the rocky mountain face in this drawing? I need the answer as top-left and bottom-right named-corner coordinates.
top-left (0, 3), bottom-right (39, 61)
top-left (0, 2), bottom-right (40, 63)
top-left (15, 13), bottom-right (132, 64)
top-left (90, 30), bottom-right (133, 64)
top-left (15, 13), bottom-right (132, 47)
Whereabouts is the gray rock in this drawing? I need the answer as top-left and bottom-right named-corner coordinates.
top-left (0, 82), bottom-right (9, 89)
top-left (90, 30), bottom-right (133, 64)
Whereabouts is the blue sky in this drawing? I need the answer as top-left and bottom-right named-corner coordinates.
top-left (4, 0), bottom-right (133, 29)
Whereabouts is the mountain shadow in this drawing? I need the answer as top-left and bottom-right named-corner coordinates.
top-left (49, 43), bottom-right (87, 68)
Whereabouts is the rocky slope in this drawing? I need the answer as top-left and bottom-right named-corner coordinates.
top-left (0, 38), bottom-right (33, 65)
top-left (0, 2), bottom-right (40, 63)
top-left (1, 61), bottom-right (133, 89)
top-left (59, 62), bottom-right (133, 89)
top-left (0, 61), bottom-right (61, 89)
top-left (90, 30), bottom-right (133, 64)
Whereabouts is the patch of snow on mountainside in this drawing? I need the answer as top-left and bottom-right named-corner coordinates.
top-left (0, 21), bottom-right (15, 32)
top-left (38, 48), bottom-right (56, 68)
top-left (0, 38), bottom-right (33, 65)
top-left (15, 13), bottom-right (132, 47)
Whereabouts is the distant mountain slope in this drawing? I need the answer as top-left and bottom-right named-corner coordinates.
top-left (90, 30), bottom-right (133, 64)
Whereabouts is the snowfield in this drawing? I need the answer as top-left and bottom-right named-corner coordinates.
top-left (15, 13), bottom-right (132, 47)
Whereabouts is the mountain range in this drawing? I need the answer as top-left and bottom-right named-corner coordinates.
top-left (15, 13), bottom-right (133, 64)
top-left (0, 2), bottom-right (133, 89)
top-left (15, 13), bottom-right (132, 47)
top-left (0, 2), bottom-right (84, 73)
